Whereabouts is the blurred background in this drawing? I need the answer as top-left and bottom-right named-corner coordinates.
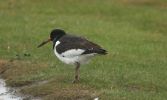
top-left (0, 0), bottom-right (167, 100)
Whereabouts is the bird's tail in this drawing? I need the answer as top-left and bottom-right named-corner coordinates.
top-left (82, 48), bottom-right (107, 55)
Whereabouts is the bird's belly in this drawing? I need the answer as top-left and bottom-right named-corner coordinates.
top-left (54, 50), bottom-right (94, 65)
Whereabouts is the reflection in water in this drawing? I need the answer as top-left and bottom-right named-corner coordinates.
top-left (0, 79), bottom-right (22, 100)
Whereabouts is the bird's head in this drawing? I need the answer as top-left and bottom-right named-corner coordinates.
top-left (37, 29), bottom-right (66, 48)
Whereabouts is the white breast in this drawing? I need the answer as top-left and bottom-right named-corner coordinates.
top-left (54, 41), bottom-right (95, 65)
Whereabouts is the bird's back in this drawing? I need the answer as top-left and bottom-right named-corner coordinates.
top-left (55, 34), bottom-right (107, 55)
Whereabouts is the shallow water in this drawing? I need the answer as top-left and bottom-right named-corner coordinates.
top-left (0, 79), bottom-right (22, 100)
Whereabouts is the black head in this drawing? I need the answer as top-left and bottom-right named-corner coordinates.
top-left (50, 29), bottom-right (66, 41)
top-left (37, 29), bottom-right (66, 48)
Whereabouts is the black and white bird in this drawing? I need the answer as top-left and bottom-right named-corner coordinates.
top-left (38, 29), bottom-right (107, 83)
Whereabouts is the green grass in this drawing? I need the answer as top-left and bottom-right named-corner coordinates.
top-left (0, 0), bottom-right (167, 99)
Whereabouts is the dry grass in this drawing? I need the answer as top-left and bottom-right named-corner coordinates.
top-left (119, 0), bottom-right (167, 8)
top-left (0, 60), bottom-right (98, 99)
top-left (21, 81), bottom-right (98, 100)
top-left (125, 83), bottom-right (158, 92)
top-left (0, 59), bottom-right (48, 86)
top-left (0, 59), bottom-right (8, 74)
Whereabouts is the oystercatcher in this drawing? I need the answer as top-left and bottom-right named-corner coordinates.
top-left (38, 29), bottom-right (107, 83)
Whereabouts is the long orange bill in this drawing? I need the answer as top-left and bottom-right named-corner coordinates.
top-left (37, 38), bottom-right (51, 48)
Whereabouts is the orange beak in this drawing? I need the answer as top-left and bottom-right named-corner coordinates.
top-left (37, 38), bottom-right (51, 48)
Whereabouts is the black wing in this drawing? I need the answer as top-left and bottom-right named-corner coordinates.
top-left (56, 35), bottom-right (107, 55)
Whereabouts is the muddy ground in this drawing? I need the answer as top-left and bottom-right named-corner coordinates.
top-left (0, 59), bottom-right (99, 100)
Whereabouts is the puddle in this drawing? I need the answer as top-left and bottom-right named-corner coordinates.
top-left (0, 79), bottom-right (22, 100)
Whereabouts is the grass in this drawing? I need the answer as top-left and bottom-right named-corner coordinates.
top-left (0, 0), bottom-right (167, 99)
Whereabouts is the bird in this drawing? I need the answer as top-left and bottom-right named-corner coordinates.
top-left (37, 29), bottom-right (107, 83)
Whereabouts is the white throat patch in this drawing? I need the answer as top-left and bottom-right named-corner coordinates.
top-left (55, 41), bottom-right (60, 46)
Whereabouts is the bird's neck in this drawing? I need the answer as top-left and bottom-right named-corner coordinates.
top-left (52, 34), bottom-right (64, 49)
